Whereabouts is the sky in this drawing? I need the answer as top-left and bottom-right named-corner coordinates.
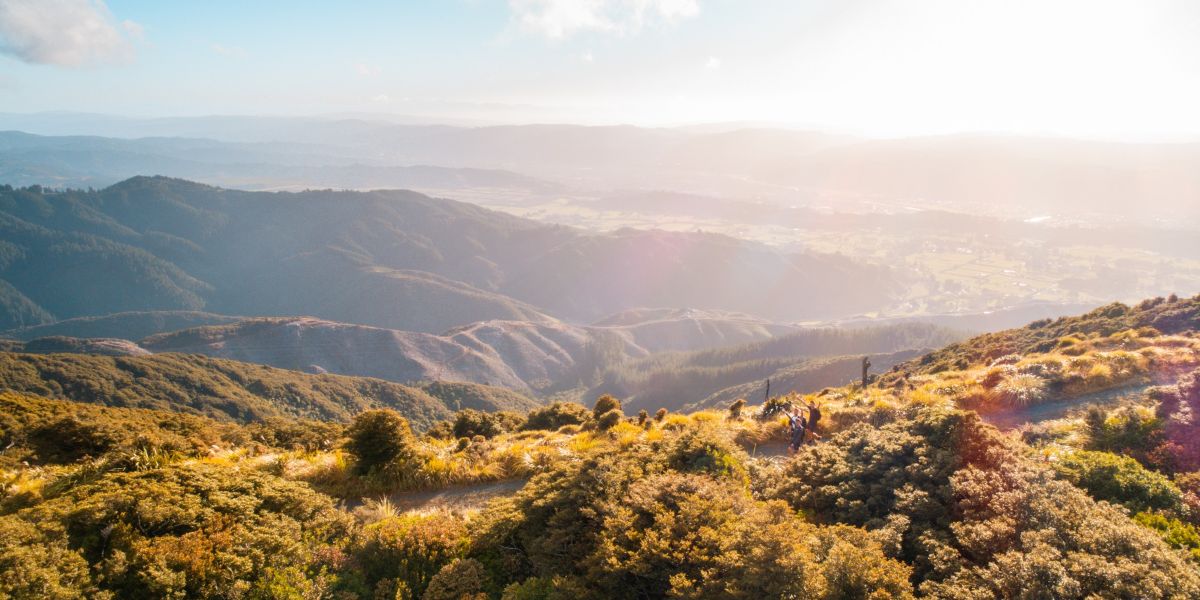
top-left (1, 0), bottom-right (1199, 137)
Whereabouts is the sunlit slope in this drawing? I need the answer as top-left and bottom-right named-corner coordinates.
top-left (0, 351), bottom-right (538, 429)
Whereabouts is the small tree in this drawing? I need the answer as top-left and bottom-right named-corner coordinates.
top-left (654, 408), bottom-right (668, 422)
top-left (592, 395), bottom-right (621, 419)
top-left (728, 398), bottom-right (745, 421)
top-left (344, 409), bottom-right (415, 475)
top-left (597, 409), bottom-right (624, 431)
top-left (637, 410), bottom-right (649, 426)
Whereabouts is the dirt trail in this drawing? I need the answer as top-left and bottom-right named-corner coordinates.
top-left (982, 383), bottom-right (1155, 430)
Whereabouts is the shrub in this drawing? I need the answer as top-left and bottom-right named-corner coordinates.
top-left (584, 473), bottom-right (913, 599)
top-left (728, 398), bottom-right (746, 420)
top-left (522, 402), bottom-right (590, 432)
top-left (1053, 450), bottom-right (1186, 515)
top-left (654, 408), bottom-right (668, 422)
top-left (344, 409), bottom-right (416, 475)
top-left (592, 395), bottom-right (621, 419)
top-left (26, 416), bottom-right (121, 463)
top-left (0, 464), bottom-right (352, 599)
top-left (245, 418), bottom-right (343, 452)
top-left (452, 409), bottom-right (524, 439)
top-left (597, 409), bottom-right (623, 431)
top-left (758, 394), bottom-right (796, 420)
top-left (667, 428), bottom-right (748, 484)
top-left (1134, 512), bottom-right (1200, 563)
top-left (423, 558), bottom-right (489, 600)
top-left (350, 512), bottom-right (467, 598)
top-left (994, 373), bottom-right (1047, 406)
top-left (636, 410), bottom-right (649, 426)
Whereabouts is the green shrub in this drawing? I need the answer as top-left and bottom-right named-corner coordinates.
top-left (728, 398), bottom-right (746, 420)
top-left (522, 402), bottom-right (590, 432)
top-left (592, 395), bottom-right (621, 419)
top-left (423, 558), bottom-right (489, 600)
top-left (452, 409), bottom-right (524, 439)
top-left (667, 428), bottom-right (748, 484)
top-left (1053, 449), bottom-right (1186, 515)
top-left (597, 409), bottom-right (623, 431)
top-left (350, 513), bottom-right (467, 598)
top-left (344, 409), bottom-right (416, 475)
top-left (1134, 512), bottom-right (1200, 563)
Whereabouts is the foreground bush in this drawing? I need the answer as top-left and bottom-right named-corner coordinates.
top-left (1053, 449), bottom-right (1186, 515)
top-left (469, 432), bottom-right (912, 599)
top-left (762, 407), bottom-right (1200, 597)
top-left (345, 409), bottom-right (416, 475)
top-left (0, 464), bottom-right (352, 598)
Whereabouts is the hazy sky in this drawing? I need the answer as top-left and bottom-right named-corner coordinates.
top-left (1, 0), bottom-right (1199, 137)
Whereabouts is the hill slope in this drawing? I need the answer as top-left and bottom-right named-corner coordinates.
top-left (0, 351), bottom-right (537, 430)
top-left (137, 311), bottom-right (800, 393)
top-left (1, 310), bottom-right (242, 341)
top-left (0, 177), bottom-right (898, 331)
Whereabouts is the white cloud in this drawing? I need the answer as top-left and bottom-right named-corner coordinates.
top-left (371, 94), bottom-right (393, 104)
top-left (0, 0), bottom-right (137, 66)
top-left (704, 56), bottom-right (720, 69)
top-left (509, 0), bottom-right (699, 39)
top-left (355, 63), bottom-right (381, 77)
top-left (121, 19), bottom-right (143, 40)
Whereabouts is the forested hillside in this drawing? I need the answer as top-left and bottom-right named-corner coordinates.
top-left (0, 177), bottom-right (897, 332)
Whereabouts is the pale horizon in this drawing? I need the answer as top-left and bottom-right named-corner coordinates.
top-left (2, 0), bottom-right (1200, 139)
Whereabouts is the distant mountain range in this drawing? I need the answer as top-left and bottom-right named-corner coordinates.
top-left (0, 176), bottom-right (896, 331)
top-left (2, 117), bottom-right (1197, 223)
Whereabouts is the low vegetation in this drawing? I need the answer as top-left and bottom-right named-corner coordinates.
top-left (2, 298), bottom-right (1199, 598)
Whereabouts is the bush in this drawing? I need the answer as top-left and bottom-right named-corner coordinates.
top-left (1134, 512), bottom-right (1200, 563)
top-left (522, 402), bottom-right (590, 432)
top-left (344, 409), bottom-right (416, 475)
top-left (423, 558), bottom-right (489, 600)
top-left (654, 408), bottom-right (668, 422)
top-left (0, 464), bottom-right (352, 599)
top-left (26, 416), bottom-right (121, 463)
top-left (584, 473), bottom-right (913, 599)
top-left (994, 373), bottom-right (1047, 406)
top-left (452, 409), bottom-right (524, 439)
top-left (728, 398), bottom-right (745, 420)
top-left (667, 428), bottom-right (748, 484)
top-left (245, 418), bottom-right (343, 452)
top-left (597, 409), bottom-right (623, 431)
top-left (592, 395), bottom-right (621, 419)
top-left (350, 513), bottom-right (467, 599)
top-left (758, 394), bottom-right (796, 420)
top-left (1053, 450), bottom-right (1186, 515)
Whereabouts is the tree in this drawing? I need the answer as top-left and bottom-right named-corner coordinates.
top-left (592, 395), bottom-right (621, 419)
top-left (344, 409), bottom-right (415, 475)
top-left (728, 398), bottom-right (745, 421)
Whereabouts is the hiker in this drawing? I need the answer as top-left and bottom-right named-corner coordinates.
top-left (787, 407), bottom-right (807, 454)
top-left (804, 400), bottom-right (823, 444)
